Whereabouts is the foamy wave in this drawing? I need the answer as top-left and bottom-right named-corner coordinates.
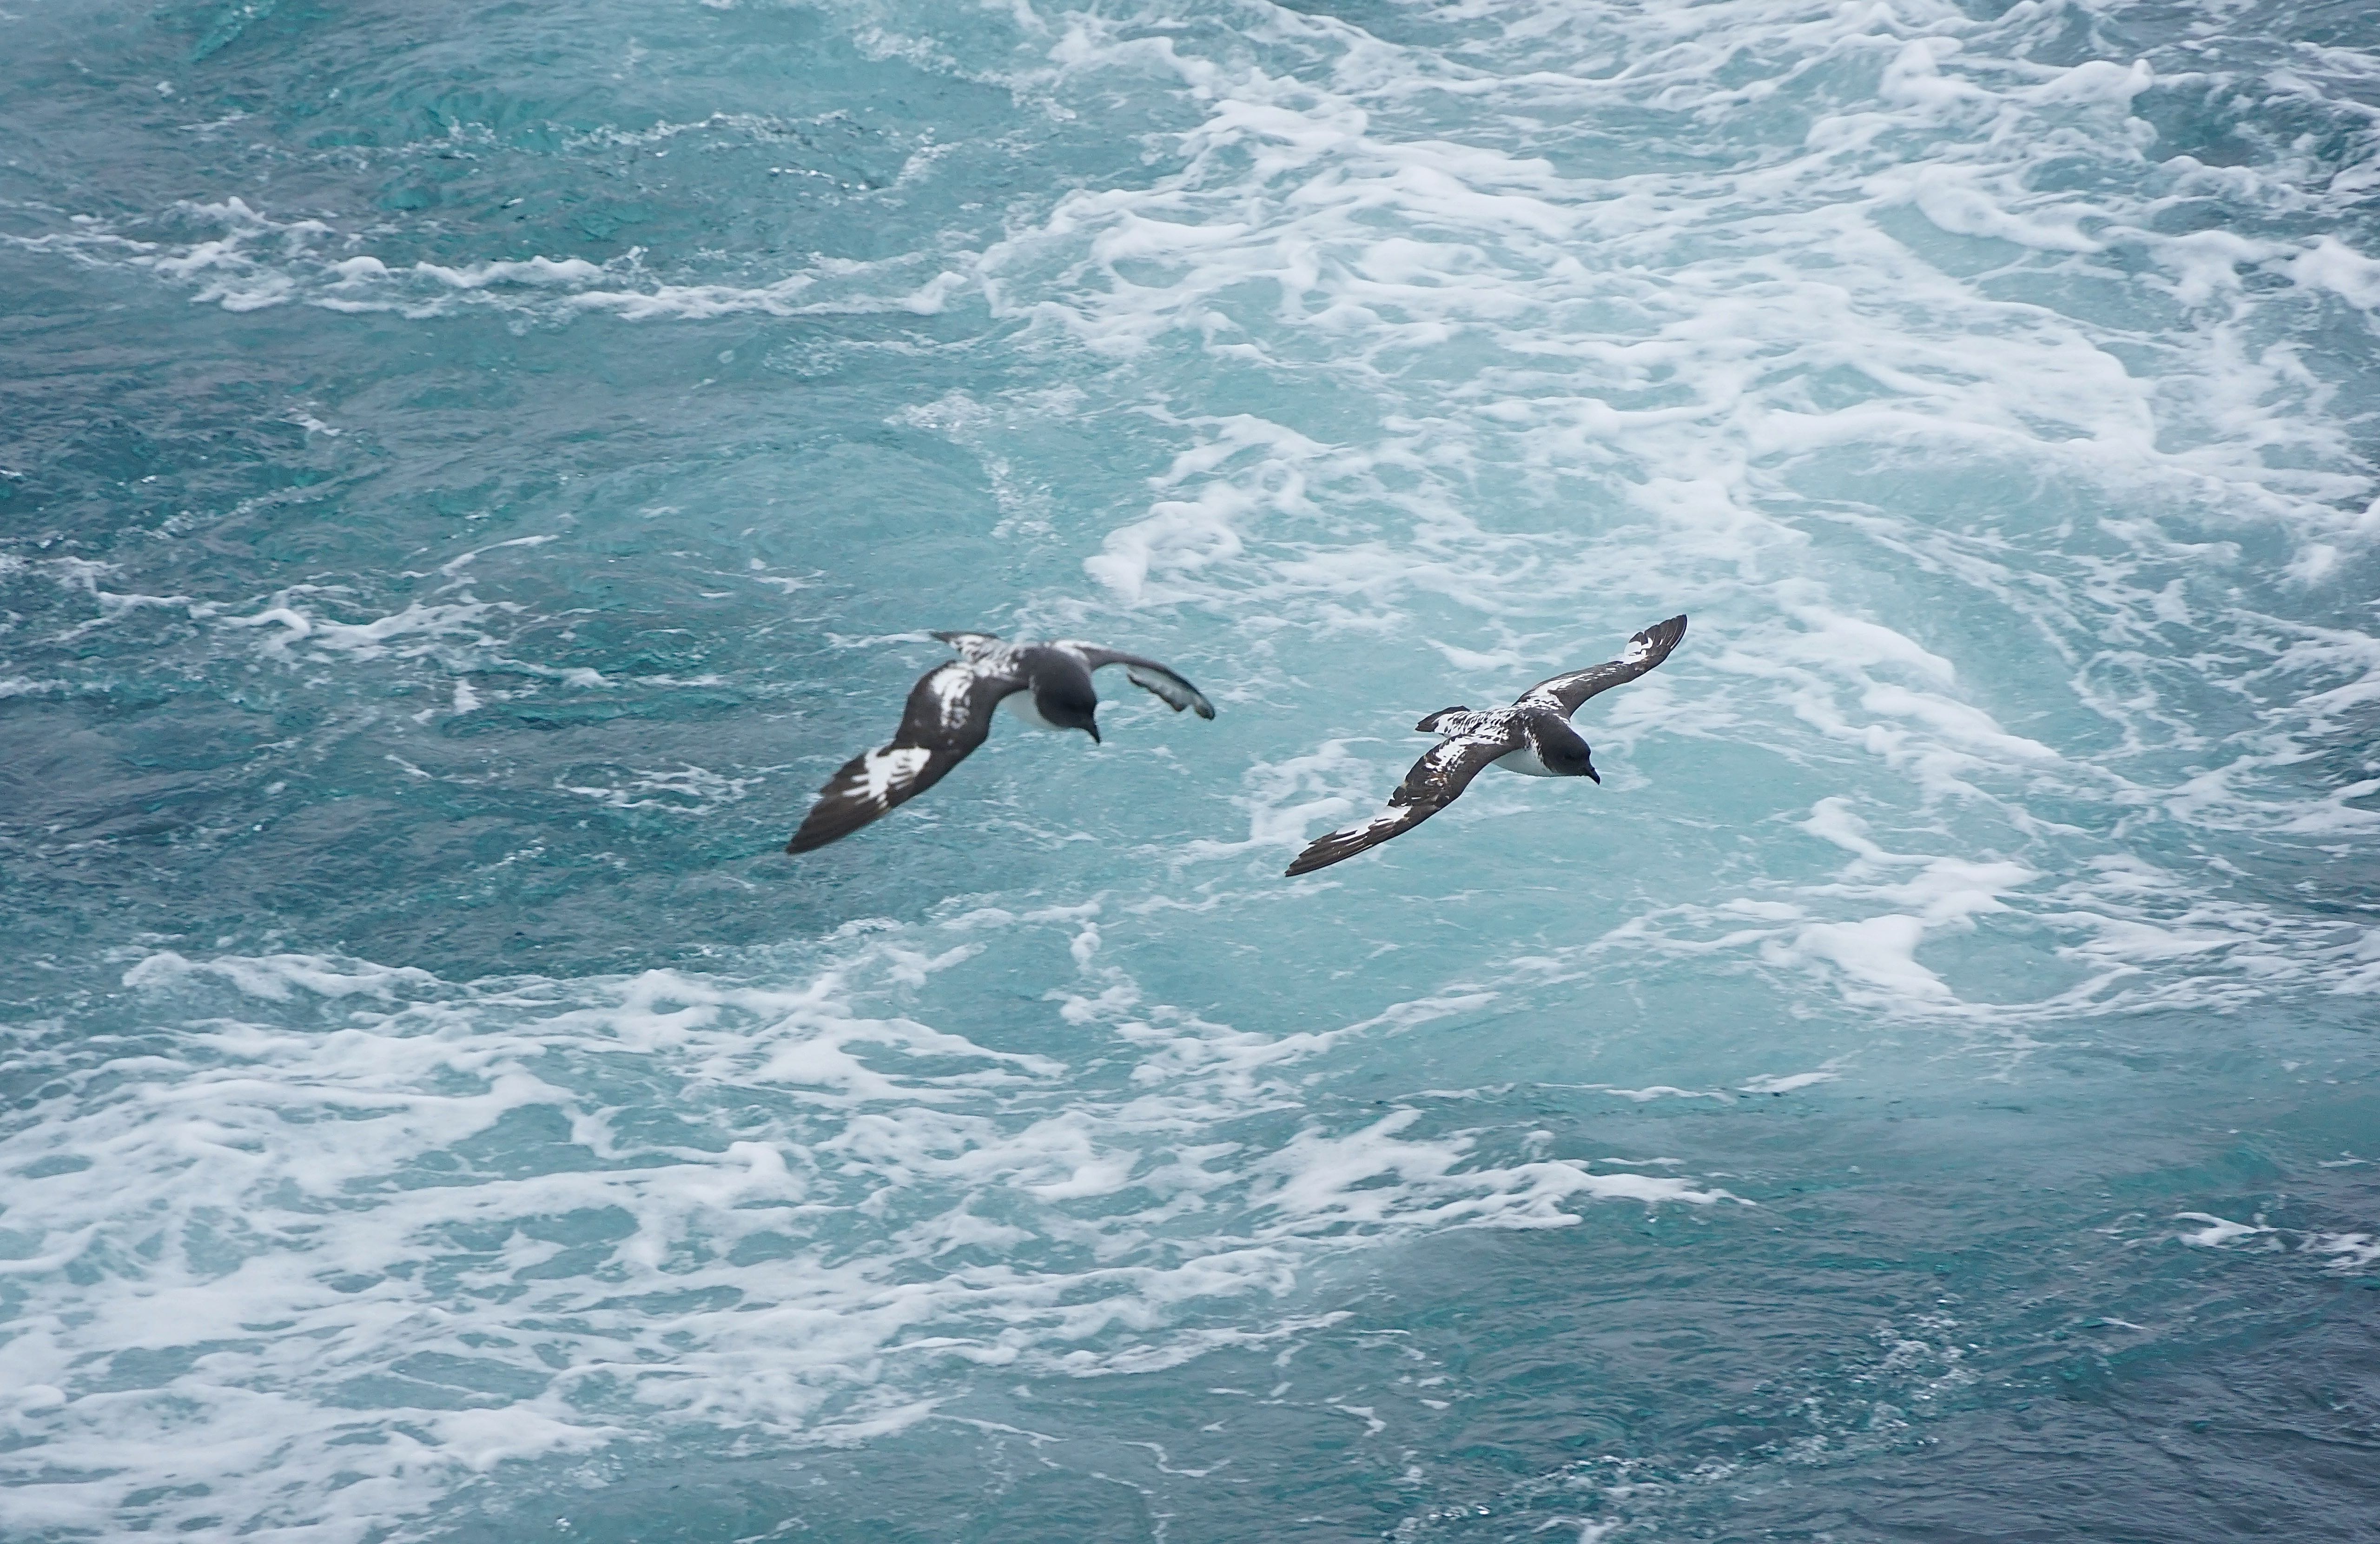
top-left (4, 197), bottom-right (975, 322)
top-left (0, 919), bottom-right (1725, 1538)
top-left (911, 0), bottom-right (2380, 1037)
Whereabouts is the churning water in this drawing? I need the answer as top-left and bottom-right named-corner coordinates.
top-left (4, 0), bottom-right (2378, 1538)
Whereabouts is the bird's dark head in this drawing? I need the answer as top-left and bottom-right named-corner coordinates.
top-left (1043, 680), bottom-right (1101, 743)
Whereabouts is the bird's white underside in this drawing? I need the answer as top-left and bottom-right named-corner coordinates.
top-left (1001, 692), bottom-right (1069, 731)
top-left (1492, 746), bottom-right (1564, 776)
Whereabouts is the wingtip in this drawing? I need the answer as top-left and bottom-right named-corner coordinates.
top-left (1630, 613), bottom-right (1688, 661)
top-left (1284, 835), bottom-right (1362, 877)
top-left (785, 816), bottom-right (846, 854)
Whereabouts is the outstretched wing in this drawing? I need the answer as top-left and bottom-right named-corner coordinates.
top-left (1063, 643), bottom-right (1216, 719)
top-left (1285, 729), bottom-right (1520, 876)
top-left (786, 662), bottom-right (1016, 853)
top-left (1517, 614), bottom-right (1688, 716)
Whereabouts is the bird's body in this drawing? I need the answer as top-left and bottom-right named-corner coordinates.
top-left (1286, 615), bottom-right (1687, 876)
top-left (786, 632), bottom-right (1215, 854)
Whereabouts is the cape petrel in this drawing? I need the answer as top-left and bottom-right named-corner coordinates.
top-left (1286, 615), bottom-right (1687, 876)
top-left (787, 632), bottom-right (1216, 853)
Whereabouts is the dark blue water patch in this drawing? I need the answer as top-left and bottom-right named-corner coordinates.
top-left (11, 1), bottom-right (1031, 262)
top-left (0, 0), bottom-right (1245, 984)
top-left (0, 271), bottom-right (1164, 978)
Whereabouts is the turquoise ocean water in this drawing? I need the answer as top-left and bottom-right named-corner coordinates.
top-left (4, 0), bottom-right (2378, 1538)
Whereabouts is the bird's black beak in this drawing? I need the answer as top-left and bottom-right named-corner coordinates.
top-left (1586, 764), bottom-right (1602, 784)
top-left (1086, 722), bottom-right (1101, 744)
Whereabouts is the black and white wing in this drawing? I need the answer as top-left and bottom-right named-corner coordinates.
top-left (786, 661), bottom-right (1019, 853)
top-left (1063, 643), bottom-right (1216, 719)
top-left (1285, 728), bottom-right (1521, 876)
top-left (930, 630), bottom-right (1008, 664)
top-left (1516, 614), bottom-right (1688, 716)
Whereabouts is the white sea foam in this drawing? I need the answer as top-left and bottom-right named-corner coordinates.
top-left (1738, 1069), bottom-right (1839, 1095)
top-left (2, 197), bottom-right (976, 323)
top-left (556, 761), bottom-right (774, 815)
top-left (937, 0), bottom-right (2380, 1032)
top-left (0, 920), bottom-right (1727, 1539)
top-left (2175, 1213), bottom-right (2380, 1273)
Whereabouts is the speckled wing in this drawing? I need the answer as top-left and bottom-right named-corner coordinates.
top-left (1518, 614), bottom-right (1688, 716)
top-left (786, 661), bottom-right (1018, 853)
top-left (930, 630), bottom-right (1007, 664)
top-left (1285, 729), bottom-right (1519, 876)
top-left (1065, 644), bottom-right (1217, 719)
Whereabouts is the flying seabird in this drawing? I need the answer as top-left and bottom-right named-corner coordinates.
top-left (786, 632), bottom-right (1216, 854)
top-left (1285, 614), bottom-right (1687, 876)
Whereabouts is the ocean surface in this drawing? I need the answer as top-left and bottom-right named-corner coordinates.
top-left (4, 0), bottom-right (2378, 1538)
